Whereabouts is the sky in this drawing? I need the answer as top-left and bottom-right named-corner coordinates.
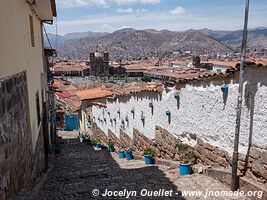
top-left (46, 0), bottom-right (267, 35)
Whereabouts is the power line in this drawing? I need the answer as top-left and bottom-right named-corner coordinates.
top-left (43, 25), bottom-right (53, 50)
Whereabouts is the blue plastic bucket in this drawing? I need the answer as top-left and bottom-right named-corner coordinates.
top-left (118, 151), bottom-right (125, 158)
top-left (144, 155), bottom-right (153, 165)
top-left (125, 151), bottom-right (133, 160)
top-left (179, 162), bottom-right (191, 176)
top-left (221, 85), bottom-right (229, 93)
top-left (108, 146), bottom-right (115, 152)
top-left (95, 144), bottom-right (101, 148)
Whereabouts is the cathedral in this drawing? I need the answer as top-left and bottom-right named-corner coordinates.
top-left (88, 51), bottom-right (110, 76)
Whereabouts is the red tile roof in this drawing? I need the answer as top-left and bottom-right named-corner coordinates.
top-left (76, 87), bottom-right (113, 101)
top-left (56, 91), bottom-right (72, 99)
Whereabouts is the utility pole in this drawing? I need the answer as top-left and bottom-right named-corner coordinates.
top-left (231, 0), bottom-right (250, 191)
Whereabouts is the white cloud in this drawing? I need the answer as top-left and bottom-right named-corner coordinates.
top-left (169, 6), bottom-right (186, 15)
top-left (102, 24), bottom-right (116, 31)
top-left (116, 8), bottom-right (134, 14)
top-left (113, 0), bottom-right (160, 5)
top-left (136, 8), bottom-right (147, 13)
top-left (58, 12), bottom-right (197, 33)
top-left (58, 0), bottom-right (109, 8)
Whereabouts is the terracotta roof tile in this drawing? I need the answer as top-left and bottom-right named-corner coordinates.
top-left (76, 87), bottom-right (113, 101)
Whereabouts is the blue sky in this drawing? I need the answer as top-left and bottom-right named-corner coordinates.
top-left (46, 0), bottom-right (267, 35)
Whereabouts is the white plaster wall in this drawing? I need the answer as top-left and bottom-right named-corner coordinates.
top-left (92, 80), bottom-right (267, 154)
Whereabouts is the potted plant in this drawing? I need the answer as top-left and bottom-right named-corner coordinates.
top-left (118, 147), bottom-right (125, 158)
top-left (85, 137), bottom-right (92, 146)
top-left (79, 133), bottom-right (85, 143)
top-left (176, 143), bottom-right (198, 176)
top-left (107, 139), bottom-right (115, 152)
top-left (143, 147), bottom-right (155, 165)
top-left (91, 138), bottom-right (101, 148)
top-left (125, 147), bottom-right (134, 160)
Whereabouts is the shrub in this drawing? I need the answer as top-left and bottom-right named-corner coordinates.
top-left (127, 147), bottom-right (134, 153)
top-left (91, 138), bottom-right (99, 145)
top-left (143, 147), bottom-right (155, 157)
top-left (176, 143), bottom-right (198, 164)
top-left (141, 75), bottom-right (152, 82)
top-left (107, 139), bottom-right (114, 147)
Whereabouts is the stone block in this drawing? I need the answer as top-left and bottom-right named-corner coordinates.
top-left (246, 171), bottom-right (259, 182)
top-left (252, 160), bottom-right (265, 176)
top-left (196, 137), bottom-right (204, 146)
top-left (164, 154), bottom-right (172, 160)
top-left (203, 142), bottom-right (215, 151)
top-left (174, 154), bottom-right (180, 161)
top-left (249, 147), bottom-right (261, 159)
top-left (154, 148), bottom-right (161, 157)
top-left (239, 153), bottom-right (247, 162)
top-left (260, 150), bottom-right (267, 164)
top-left (262, 170), bottom-right (267, 179)
top-left (217, 157), bottom-right (229, 167)
top-left (214, 148), bottom-right (229, 158)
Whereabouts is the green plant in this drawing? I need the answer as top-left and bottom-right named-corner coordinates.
top-left (107, 139), bottom-right (114, 147)
top-left (141, 75), bottom-right (152, 82)
top-left (188, 152), bottom-right (198, 160)
top-left (143, 147), bottom-right (155, 157)
top-left (91, 138), bottom-right (99, 145)
top-left (176, 143), bottom-right (198, 164)
top-left (127, 147), bottom-right (134, 153)
top-left (176, 143), bottom-right (188, 152)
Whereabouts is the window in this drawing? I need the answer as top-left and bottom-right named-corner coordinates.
top-left (29, 15), bottom-right (35, 47)
top-left (36, 91), bottom-right (41, 125)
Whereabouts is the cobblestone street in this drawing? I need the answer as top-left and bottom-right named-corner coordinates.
top-left (12, 140), bottom-right (250, 200)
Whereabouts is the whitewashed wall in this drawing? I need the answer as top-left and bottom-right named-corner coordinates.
top-left (92, 76), bottom-right (267, 154)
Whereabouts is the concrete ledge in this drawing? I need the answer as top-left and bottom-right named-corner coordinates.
top-left (133, 154), bottom-right (179, 168)
top-left (204, 168), bottom-right (267, 200)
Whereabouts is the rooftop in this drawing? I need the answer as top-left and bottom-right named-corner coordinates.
top-left (52, 61), bottom-right (89, 72)
top-left (75, 87), bottom-right (114, 101)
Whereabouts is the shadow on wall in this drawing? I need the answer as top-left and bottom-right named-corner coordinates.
top-left (243, 80), bottom-right (258, 176)
top-left (240, 66), bottom-right (267, 179)
top-left (31, 140), bottom-right (186, 200)
top-left (117, 91), bottom-right (162, 104)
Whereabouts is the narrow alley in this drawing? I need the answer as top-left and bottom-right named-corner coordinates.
top-left (11, 139), bottom-right (250, 200)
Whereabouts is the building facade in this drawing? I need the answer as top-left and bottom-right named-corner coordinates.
top-left (0, 0), bottom-right (56, 199)
top-left (52, 61), bottom-right (90, 76)
top-left (89, 52), bottom-right (110, 76)
top-left (91, 65), bottom-right (267, 184)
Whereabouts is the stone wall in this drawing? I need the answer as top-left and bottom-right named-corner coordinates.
top-left (92, 66), bottom-right (267, 155)
top-left (91, 123), bottom-right (108, 144)
top-left (107, 129), bottom-right (120, 148)
top-left (0, 72), bottom-right (47, 200)
top-left (31, 127), bottom-right (46, 180)
top-left (244, 147), bottom-right (267, 183)
top-left (120, 130), bottom-right (133, 149)
top-left (0, 72), bottom-right (32, 199)
top-left (92, 123), bottom-right (267, 184)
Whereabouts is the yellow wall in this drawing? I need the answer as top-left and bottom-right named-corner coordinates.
top-left (0, 0), bottom-right (46, 150)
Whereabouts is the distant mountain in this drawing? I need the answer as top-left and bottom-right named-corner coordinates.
top-left (44, 31), bottom-right (108, 49)
top-left (198, 28), bottom-right (267, 51)
top-left (46, 27), bottom-right (267, 59)
top-left (64, 31), bottom-right (109, 40)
